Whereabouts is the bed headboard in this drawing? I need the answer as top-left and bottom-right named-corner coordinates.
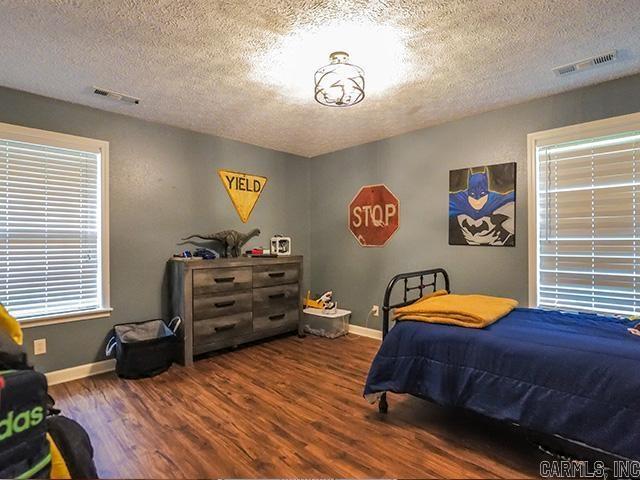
top-left (382, 268), bottom-right (450, 338)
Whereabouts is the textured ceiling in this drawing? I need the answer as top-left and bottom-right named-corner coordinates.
top-left (1, 1), bottom-right (640, 157)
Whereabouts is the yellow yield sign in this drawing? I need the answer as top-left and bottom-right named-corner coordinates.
top-left (218, 169), bottom-right (268, 223)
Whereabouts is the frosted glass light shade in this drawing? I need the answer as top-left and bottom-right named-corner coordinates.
top-left (314, 51), bottom-right (365, 107)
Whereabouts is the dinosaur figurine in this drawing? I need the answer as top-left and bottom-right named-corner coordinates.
top-left (181, 228), bottom-right (260, 258)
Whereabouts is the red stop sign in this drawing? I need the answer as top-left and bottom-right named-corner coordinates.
top-left (348, 184), bottom-right (399, 247)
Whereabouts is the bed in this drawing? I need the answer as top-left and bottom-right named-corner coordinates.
top-left (364, 268), bottom-right (640, 461)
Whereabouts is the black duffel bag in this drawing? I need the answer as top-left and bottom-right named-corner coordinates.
top-left (47, 415), bottom-right (98, 479)
top-left (106, 318), bottom-right (180, 379)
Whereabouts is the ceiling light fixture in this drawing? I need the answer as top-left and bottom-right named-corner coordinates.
top-left (314, 51), bottom-right (364, 107)
top-left (252, 20), bottom-right (410, 103)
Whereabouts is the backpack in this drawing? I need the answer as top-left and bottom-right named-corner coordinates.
top-left (0, 329), bottom-right (29, 370)
top-left (0, 369), bottom-right (51, 479)
top-left (0, 304), bottom-right (98, 479)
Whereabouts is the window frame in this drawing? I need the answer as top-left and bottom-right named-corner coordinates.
top-left (0, 122), bottom-right (111, 328)
top-left (527, 111), bottom-right (640, 310)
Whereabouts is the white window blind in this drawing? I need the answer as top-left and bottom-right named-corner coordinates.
top-left (536, 130), bottom-right (640, 315)
top-left (0, 138), bottom-right (103, 320)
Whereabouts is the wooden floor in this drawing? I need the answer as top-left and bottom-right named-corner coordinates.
top-left (50, 334), bottom-right (544, 478)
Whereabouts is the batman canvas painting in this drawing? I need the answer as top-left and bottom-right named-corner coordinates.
top-left (449, 162), bottom-right (516, 246)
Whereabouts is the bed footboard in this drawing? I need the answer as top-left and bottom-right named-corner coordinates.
top-left (379, 268), bottom-right (450, 413)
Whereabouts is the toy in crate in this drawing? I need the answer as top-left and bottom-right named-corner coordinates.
top-left (302, 291), bottom-right (351, 338)
top-left (303, 290), bottom-right (336, 313)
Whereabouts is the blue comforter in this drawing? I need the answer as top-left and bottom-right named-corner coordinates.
top-left (364, 308), bottom-right (640, 459)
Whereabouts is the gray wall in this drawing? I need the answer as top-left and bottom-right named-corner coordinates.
top-left (0, 87), bottom-right (310, 372)
top-left (309, 74), bottom-right (640, 330)
top-left (4, 73), bottom-right (640, 371)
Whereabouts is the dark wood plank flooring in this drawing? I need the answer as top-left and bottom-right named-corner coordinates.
top-left (50, 334), bottom-right (544, 478)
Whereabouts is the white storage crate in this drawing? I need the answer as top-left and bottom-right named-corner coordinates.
top-left (303, 308), bottom-right (351, 338)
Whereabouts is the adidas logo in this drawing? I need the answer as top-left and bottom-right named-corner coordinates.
top-left (0, 407), bottom-right (44, 441)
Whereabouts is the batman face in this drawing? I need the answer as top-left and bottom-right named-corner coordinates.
top-left (467, 172), bottom-right (489, 210)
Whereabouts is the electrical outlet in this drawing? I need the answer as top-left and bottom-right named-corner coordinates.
top-left (372, 305), bottom-right (380, 317)
top-left (33, 338), bottom-right (47, 355)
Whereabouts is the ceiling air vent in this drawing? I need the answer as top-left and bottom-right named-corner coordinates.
top-left (93, 86), bottom-right (140, 105)
top-left (553, 50), bottom-right (618, 77)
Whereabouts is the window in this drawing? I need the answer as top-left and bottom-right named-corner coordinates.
top-left (0, 123), bottom-right (110, 325)
top-left (528, 112), bottom-right (640, 316)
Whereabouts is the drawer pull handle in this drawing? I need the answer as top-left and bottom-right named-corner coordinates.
top-left (215, 323), bottom-right (237, 332)
top-left (268, 293), bottom-right (285, 299)
top-left (214, 276), bottom-right (235, 283)
top-left (269, 313), bottom-right (286, 321)
top-left (268, 272), bottom-right (286, 278)
top-left (214, 300), bottom-right (236, 308)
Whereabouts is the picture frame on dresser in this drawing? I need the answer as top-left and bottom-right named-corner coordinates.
top-left (168, 256), bottom-right (303, 365)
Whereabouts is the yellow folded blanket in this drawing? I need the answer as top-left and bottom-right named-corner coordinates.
top-left (393, 290), bottom-right (518, 328)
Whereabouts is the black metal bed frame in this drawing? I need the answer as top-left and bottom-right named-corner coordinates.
top-left (378, 268), bottom-right (450, 413)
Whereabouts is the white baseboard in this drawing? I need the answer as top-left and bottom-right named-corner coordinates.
top-left (348, 324), bottom-right (382, 340)
top-left (45, 358), bottom-right (116, 386)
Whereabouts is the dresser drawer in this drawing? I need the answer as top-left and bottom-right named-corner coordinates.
top-left (193, 312), bottom-right (252, 348)
top-left (253, 284), bottom-right (298, 314)
top-left (193, 267), bottom-right (252, 295)
top-left (254, 284), bottom-right (299, 332)
top-left (253, 263), bottom-right (299, 288)
top-left (194, 291), bottom-right (252, 320)
top-left (253, 306), bottom-right (299, 332)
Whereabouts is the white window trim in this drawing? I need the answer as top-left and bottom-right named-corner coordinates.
top-left (527, 111), bottom-right (640, 309)
top-left (0, 122), bottom-right (110, 328)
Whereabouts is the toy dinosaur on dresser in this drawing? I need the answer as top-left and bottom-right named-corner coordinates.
top-left (181, 228), bottom-right (260, 258)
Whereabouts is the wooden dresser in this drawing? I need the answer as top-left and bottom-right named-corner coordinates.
top-left (169, 256), bottom-right (302, 365)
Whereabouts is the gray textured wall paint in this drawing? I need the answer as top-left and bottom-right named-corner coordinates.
top-left (0, 87), bottom-right (310, 372)
top-left (309, 74), bottom-right (640, 331)
top-left (3, 74), bottom-right (640, 372)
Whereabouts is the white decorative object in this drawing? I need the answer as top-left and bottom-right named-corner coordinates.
top-left (314, 51), bottom-right (365, 107)
top-left (271, 235), bottom-right (292, 256)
